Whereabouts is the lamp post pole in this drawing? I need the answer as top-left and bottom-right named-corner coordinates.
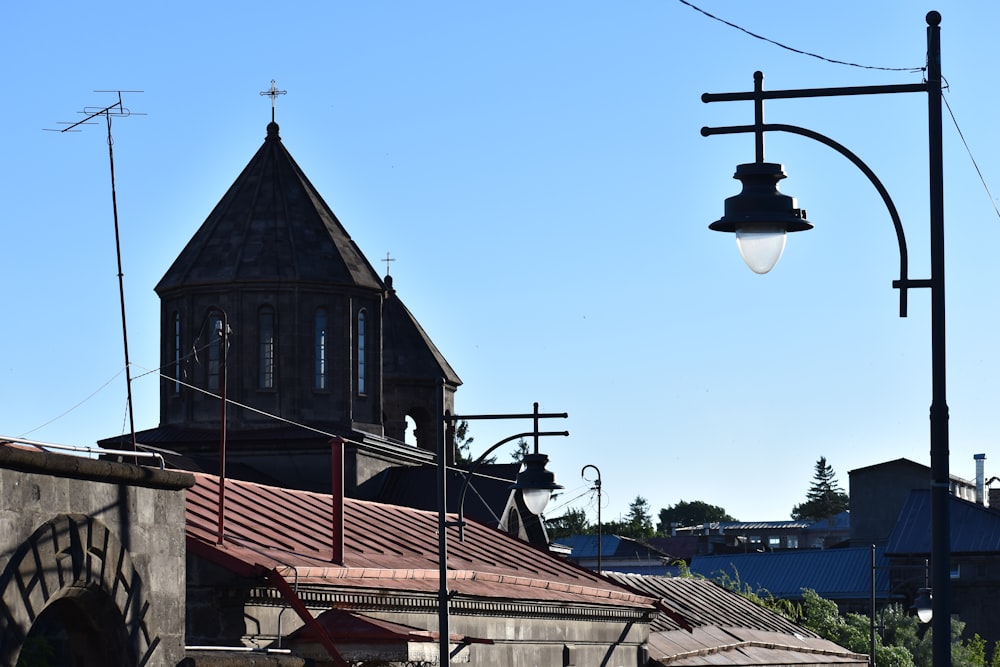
top-left (702, 12), bottom-right (948, 667)
top-left (582, 464), bottom-right (602, 573)
top-left (438, 402), bottom-right (568, 667)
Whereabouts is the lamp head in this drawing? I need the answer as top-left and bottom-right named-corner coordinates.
top-left (912, 588), bottom-right (933, 624)
top-left (710, 162), bottom-right (812, 274)
top-left (511, 452), bottom-right (564, 515)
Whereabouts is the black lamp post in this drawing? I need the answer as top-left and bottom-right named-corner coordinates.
top-left (702, 11), bottom-right (948, 667)
top-left (438, 402), bottom-right (568, 667)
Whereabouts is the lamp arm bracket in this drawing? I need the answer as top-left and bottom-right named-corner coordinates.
top-left (702, 121), bottom-right (923, 317)
top-left (702, 81), bottom-right (926, 105)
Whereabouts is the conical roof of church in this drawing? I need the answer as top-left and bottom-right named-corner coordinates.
top-left (382, 275), bottom-right (462, 385)
top-left (156, 122), bottom-right (382, 294)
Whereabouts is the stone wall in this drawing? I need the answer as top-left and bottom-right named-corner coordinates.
top-left (0, 445), bottom-right (193, 667)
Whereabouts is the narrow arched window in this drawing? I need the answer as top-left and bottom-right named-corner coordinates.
top-left (173, 312), bottom-right (182, 393)
top-left (315, 308), bottom-right (328, 390)
top-left (207, 313), bottom-right (221, 392)
top-left (357, 309), bottom-right (367, 395)
top-left (259, 307), bottom-right (275, 389)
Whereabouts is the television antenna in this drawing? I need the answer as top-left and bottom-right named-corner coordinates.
top-left (46, 91), bottom-right (145, 451)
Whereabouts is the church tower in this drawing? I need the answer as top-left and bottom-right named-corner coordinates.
top-left (110, 115), bottom-right (461, 493)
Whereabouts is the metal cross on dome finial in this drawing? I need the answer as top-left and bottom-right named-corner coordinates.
top-left (260, 79), bottom-right (287, 123)
top-left (382, 252), bottom-right (396, 277)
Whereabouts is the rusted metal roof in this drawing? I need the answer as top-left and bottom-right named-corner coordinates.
top-left (186, 472), bottom-right (656, 609)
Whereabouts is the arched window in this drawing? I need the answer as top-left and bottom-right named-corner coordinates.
top-left (315, 308), bottom-right (328, 390)
top-left (259, 307), bottom-right (275, 389)
top-left (173, 312), bottom-right (182, 394)
top-left (207, 313), bottom-right (221, 392)
top-left (357, 309), bottom-right (367, 395)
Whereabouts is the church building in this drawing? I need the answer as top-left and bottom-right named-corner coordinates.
top-left (102, 116), bottom-right (462, 499)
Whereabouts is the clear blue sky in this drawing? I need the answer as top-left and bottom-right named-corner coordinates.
top-left (5, 1), bottom-right (1000, 526)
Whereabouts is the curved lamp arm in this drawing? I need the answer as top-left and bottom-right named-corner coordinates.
top-left (702, 121), bottom-right (921, 317)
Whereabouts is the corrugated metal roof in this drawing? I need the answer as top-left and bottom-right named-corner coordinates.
top-left (604, 574), bottom-right (816, 635)
top-left (601, 575), bottom-right (866, 666)
top-left (647, 627), bottom-right (866, 666)
top-left (887, 489), bottom-right (1000, 555)
top-left (690, 547), bottom-right (891, 601)
top-left (186, 472), bottom-right (655, 609)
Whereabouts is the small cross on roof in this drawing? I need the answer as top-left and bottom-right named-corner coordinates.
top-left (260, 79), bottom-right (287, 123)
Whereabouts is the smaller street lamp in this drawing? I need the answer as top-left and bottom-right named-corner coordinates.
top-left (581, 465), bottom-right (602, 572)
top-left (913, 588), bottom-right (934, 624)
top-left (511, 452), bottom-right (563, 515)
top-left (438, 402), bottom-right (568, 667)
top-left (456, 432), bottom-right (567, 540)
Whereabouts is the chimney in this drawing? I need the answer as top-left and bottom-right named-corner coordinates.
top-left (975, 453), bottom-right (986, 506)
top-left (331, 437), bottom-right (346, 564)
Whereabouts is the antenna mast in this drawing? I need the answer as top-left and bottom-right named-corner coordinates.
top-left (47, 91), bottom-right (145, 451)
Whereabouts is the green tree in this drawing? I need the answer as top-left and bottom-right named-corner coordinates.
top-left (797, 590), bottom-right (914, 667)
top-left (791, 457), bottom-right (850, 521)
top-left (657, 500), bottom-right (736, 532)
top-left (509, 438), bottom-right (530, 463)
top-left (453, 420), bottom-right (496, 465)
top-left (617, 495), bottom-right (654, 539)
top-left (453, 420), bottom-right (475, 464)
top-left (545, 507), bottom-right (590, 539)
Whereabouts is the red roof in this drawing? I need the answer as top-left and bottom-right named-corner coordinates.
top-left (186, 472), bottom-right (655, 609)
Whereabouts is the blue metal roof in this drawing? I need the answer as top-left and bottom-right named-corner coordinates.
top-left (806, 511), bottom-right (851, 532)
top-left (690, 547), bottom-right (891, 601)
top-left (561, 534), bottom-right (669, 560)
top-left (886, 489), bottom-right (1000, 555)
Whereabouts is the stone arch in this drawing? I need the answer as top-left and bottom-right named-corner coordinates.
top-left (0, 513), bottom-right (158, 667)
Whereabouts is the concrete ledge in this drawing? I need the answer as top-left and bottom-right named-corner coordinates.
top-left (0, 444), bottom-right (195, 490)
top-left (179, 651), bottom-right (305, 667)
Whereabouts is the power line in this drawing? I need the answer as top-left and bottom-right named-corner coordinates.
top-left (677, 0), bottom-right (924, 73)
top-left (943, 92), bottom-right (1000, 220)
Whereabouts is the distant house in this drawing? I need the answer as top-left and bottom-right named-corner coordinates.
top-left (849, 458), bottom-right (978, 547)
top-left (689, 458), bottom-right (1000, 649)
top-left (668, 514), bottom-right (849, 554)
top-left (886, 489), bottom-right (1000, 649)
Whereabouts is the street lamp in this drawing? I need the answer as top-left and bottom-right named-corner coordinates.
top-left (456, 429), bottom-right (567, 540)
top-left (702, 11), bottom-right (950, 667)
top-left (914, 588), bottom-right (934, 624)
top-left (582, 464), bottom-right (602, 572)
top-left (438, 402), bottom-right (568, 667)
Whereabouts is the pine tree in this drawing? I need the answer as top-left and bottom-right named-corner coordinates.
top-left (791, 457), bottom-right (849, 522)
